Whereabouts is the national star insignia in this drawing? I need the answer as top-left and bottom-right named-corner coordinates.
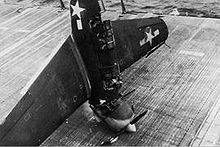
top-left (145, 28), bottom-right (154, 46)
top-left (71, 1), bottom-right (85, 19)
top-left (139, 27), bottom-right (160, 47)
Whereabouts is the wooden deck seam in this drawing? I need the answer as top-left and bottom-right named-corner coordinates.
top-left (143, 42), bottom-right (213, 121)
top-left (0, 34), bottom-right (47, 66)
top-left (0, 36), bottom-right (68, 125)
top-left (0, 37), bottom-right (59, 90)
top-left (195, 87), bottom-right (220, 146)
top-left (43, 16), bottom-right (70, 35)
top-left (153, 44), bottom-right (218, 145)
top-left (13, 9), bottom-right (57, 30)
top-left (0, 7), bottom-right (38, 27)
top-left (0, 36), bottom-right (54, 95)
top-left (25, 9), bottom-right (61, 31)
top-left (33, 11), bottom-right (69, 36)
top-left (2, 39), bottom-right (57, 95)
top-left (0, 31), bottom-right (29, 52)
top-left (7, 8), bottom-right (50, 29)
top-left (0, 12), bottom-right (68, 60)
top-left (122, 25), bottom-right (200, 90)
top-left (108, 19), bottom-right (220, 145)
top-left (0, 35), bottom-right (51, 71)
top-left (0, 5), bottom-right (70, 127)
top-left (20, 36), bottom-right (68, 95)
top-left (129, 33), bottom-right (207, 92)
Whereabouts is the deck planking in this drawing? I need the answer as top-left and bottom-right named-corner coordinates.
top-left (1, 2), bottom-right (220, 146)
top-left (41, 14), bottom-right (220, 146)
top-left (0, 4), bottom-right (70, 125)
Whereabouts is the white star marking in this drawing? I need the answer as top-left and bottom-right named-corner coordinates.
top-left (71, 1), bottom-right (85, 19)
top-left (145, 28), bottom-right (154, 46)
top-left (71, 1), bottom-right (85, 30)
top-left (140, 28), bottom-right (160, 46)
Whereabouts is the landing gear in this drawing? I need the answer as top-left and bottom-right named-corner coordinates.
top-left (70, 0), bottom-right (137, 132)
top-left (89, 14), bottom-right (135, 132)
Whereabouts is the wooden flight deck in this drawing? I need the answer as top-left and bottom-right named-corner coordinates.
top-left (1, 2), bottom-right (220, 146)
top-left (0, 3), bottom-right (70, 128)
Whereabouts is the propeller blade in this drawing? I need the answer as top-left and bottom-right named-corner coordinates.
top-left (100, 110), bottom-right (148, 146)
top-left (130, 110), bottom-right (148, 124)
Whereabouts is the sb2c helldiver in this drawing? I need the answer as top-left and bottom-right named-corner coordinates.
top-left (0, 0), bottom-right (168, 145)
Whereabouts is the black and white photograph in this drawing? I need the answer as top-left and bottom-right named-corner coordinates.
top-left (0, 0), bottom-right (220, 146)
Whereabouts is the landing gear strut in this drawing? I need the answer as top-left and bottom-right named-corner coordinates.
top-left (88, 14), bottom-right (135, 132)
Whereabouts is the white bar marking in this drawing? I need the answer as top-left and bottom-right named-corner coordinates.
top-left (77, 19), bottom-right (83, 30)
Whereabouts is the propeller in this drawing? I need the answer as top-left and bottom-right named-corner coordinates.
top-left (100, 110), bottom-right (148, 146)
